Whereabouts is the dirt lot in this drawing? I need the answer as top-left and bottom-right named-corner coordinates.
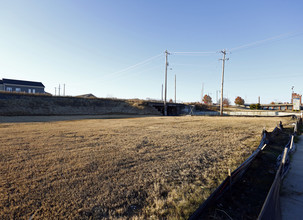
top-left (0, 116), bottom-right (291, 219)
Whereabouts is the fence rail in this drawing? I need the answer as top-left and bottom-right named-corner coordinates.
top-left (189, 118), bottom-right (301, 220)
top-left (189, 131), bottom-right (268, 219)
top-left (258, 120), bottom-right (299, 220)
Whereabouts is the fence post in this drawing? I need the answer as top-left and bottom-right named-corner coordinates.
top-left (290, 135), bottom-right (294, 150)
top-left (228, 168), bottom-right (232, 193)
top-left (261, 144), bottom-right (267, 151)
top-left (281, 147), bottom-right (288, 170)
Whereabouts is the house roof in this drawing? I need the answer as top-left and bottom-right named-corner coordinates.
top-left (77, 93), bottom-right (97, 98)
top-left (2, 78), bottom-right (45, 87)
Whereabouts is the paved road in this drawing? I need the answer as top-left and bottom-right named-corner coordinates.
top-left (280, 137), bottom-right (303, 220)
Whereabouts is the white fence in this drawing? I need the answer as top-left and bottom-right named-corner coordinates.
top-left (192, 111), bottom-right (300, 117)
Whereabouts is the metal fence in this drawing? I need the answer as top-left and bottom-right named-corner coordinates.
top-left (189, 131), bottom-right (268, 220)
top-left (258, 120), bottom-right (299, 220)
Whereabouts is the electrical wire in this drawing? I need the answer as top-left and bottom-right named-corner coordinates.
top-left (105, 53), bottom-right (163, 78)
top-left (110, 64), bottom-right (163, 82)
top-left (230, 31), bottom-right (303, 52)
top-left (171, 51), bottom-right (217, 55)
top-left (170, 60), bottom-right (219, 67)
top-left (226, 73), bottom-right (303, 82)
top-left (105, 30), bottom-right (302, 81)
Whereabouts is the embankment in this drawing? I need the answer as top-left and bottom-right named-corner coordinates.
top-left (0, 92), bottom-right (161, 116)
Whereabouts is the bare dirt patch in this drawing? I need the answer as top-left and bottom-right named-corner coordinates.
top-left (0, 116), bottom-right (291, 219)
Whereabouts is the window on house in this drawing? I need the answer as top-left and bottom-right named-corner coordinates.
top-left (32, 89), bottom-right (36, 93)
top-left (6, 87), bottom-right (12, 92)
top-left (16, 88), bottom-right (21, 92)
top-left (28, 89), bottom-right (31, 93)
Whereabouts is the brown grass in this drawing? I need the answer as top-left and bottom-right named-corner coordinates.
top-left (0, 116), bottom-right (290, 219)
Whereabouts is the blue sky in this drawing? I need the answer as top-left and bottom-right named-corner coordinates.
top-left (0, 1), bottom-right (302, 104)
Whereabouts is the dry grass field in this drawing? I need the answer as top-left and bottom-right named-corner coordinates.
top-left (0, 116), bottom-right (291, 219)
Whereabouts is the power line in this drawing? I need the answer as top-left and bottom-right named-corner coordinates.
top-left (226, 73), bottom-right (303, 82)
top-left (229, 31), bottom-right (302, 52)
top-left (172, 51), bottom-right (217, 54)
top-left (119, 65), bottom-right (162, 80)
top-left (105, 50), bottom-right (216, 82)
top-left (104, 64), bottom-right (163, 83)
top-left (105, 53), bottom-right (163, 77)
top-left (170, 60), bottom-right (219, 68)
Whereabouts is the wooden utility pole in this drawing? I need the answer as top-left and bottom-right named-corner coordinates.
top-left (291, 86), bottom-right (294, 103)
top-left (63, 84), bottom-right (65, 96)
top-left (220, 49), bottom-right (229, 116)
top-left (161, 84), bottom-right (163, 101)
top-left (164, 50), bottom-right (170, 116)
top-left (201, 83), bottom-right (204, 103)
top-left (175, 74), bottom-right (176, 103)
top-left (58, 84), bottom-right (61, 96)
top-left (258, 96), bottom-right (260, 104)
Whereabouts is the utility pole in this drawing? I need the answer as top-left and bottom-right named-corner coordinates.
top-left (291, 86), bottom-right (294, 103)
top-left (164, 50), bottom-right (170, 116)
top-left (63, 84), bottom-right (65, 96)
top-left (58, 84), bottom-right (61, 96)
top-left (162, 84), bottom-right (163, 101)
top-left (55, 87), bottom-right (57, 96)
top-left (201, 83), bottom-right (204, 103)
top-left (258, 96), bottom-right (260, 104)
top-left (220, 49), bottom-right (229, 116)
top-left (175, 74), bottom-right (176, 103)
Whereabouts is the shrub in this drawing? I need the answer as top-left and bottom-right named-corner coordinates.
top-left (250, 103), bottom-right (261, 110)
top-left (256, 103), bottom-right (261, 109)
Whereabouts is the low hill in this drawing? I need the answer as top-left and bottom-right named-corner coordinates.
top-left (0, 92), bottom-right (161, 116)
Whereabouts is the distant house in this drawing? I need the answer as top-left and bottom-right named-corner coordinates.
top-left (76, 93), bottom-right (97, 98)
top-left (0, 78), bottom-right (45, 94)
